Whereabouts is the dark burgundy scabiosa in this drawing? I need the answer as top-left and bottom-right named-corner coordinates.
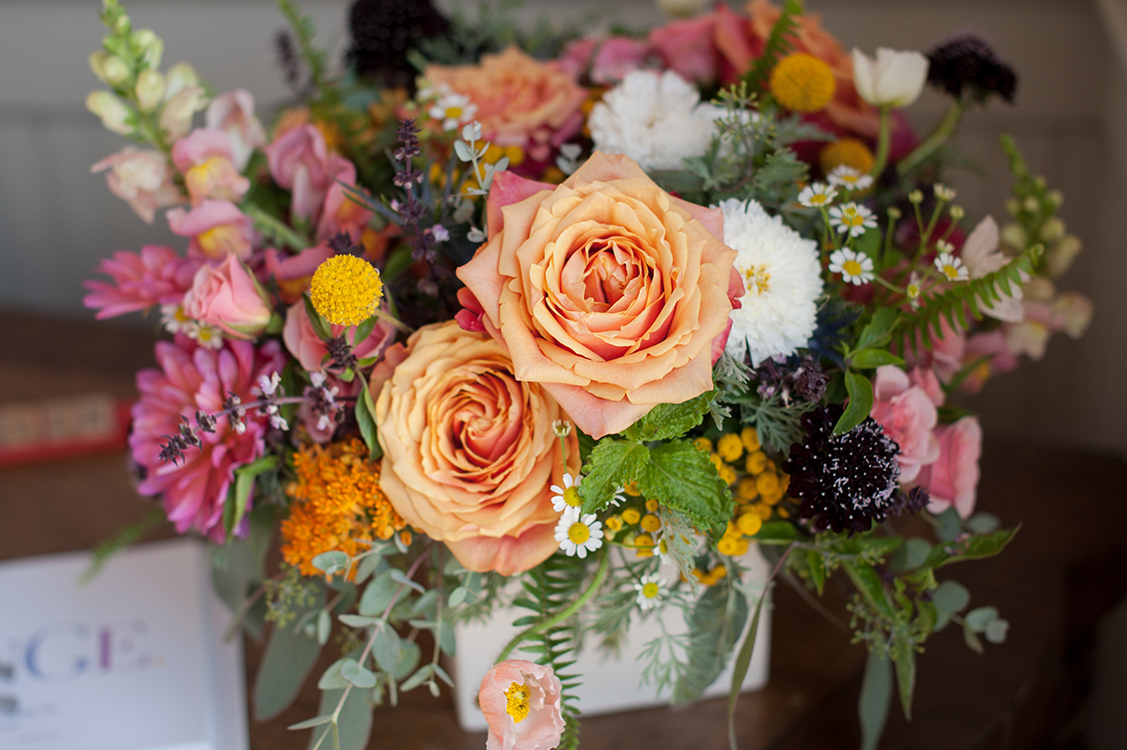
top-left (347, 0), bottom-right (449, 89)
top-left (784, 405), bottom-right (903, 533)
top-left (927, 34), bottom-right (1017, 104)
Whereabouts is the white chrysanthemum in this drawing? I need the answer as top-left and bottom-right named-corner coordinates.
top-left (589, 70), bottom-right (719, 171)
top-left (718, 199), bottom-right (823, 367)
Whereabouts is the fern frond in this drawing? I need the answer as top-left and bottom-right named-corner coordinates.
top-left (741, 0), bottom-right (804, 96)
top-left (897, 244), bottom-right (1042, 355)
top-left (277, 0), bottom-right (331, 98)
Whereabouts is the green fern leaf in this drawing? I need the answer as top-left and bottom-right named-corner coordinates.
top-left (741, 0), bottom-right (804, 96)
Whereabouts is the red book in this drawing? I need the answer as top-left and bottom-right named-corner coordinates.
top-left (0, 394), bottom-right (132, 468)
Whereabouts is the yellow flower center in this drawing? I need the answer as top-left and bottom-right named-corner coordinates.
top-left (445, 106), bottom-right (463, 119)
top-left (504, 682), bottom-right (531, 723)
top-left (642, 582), bottom-right (660, 599)
top-left (942, 264), bottom-right (959, 280)
top-left (907, 284), bottom-right (920, 298)
top-left (563, 486), bottom-right (582, 507)
top-left (842, 260), bottom-right (863, 277)
top-left (640, 513), bottom-right (661, 533)
top-left (621, 508), bottom-right (641, 525)
top-left (769, 53), bottom-right (836, 113)
top-left (196, 224), bottom-right (243, 258)
top-left (742, 264), bottom-right (771, 295)
top-left (310, 255), bottom-right (384, 326)
top-left (196, 326), bottom-right (216, 342)
top-left (173, 306), bottom-right (190, 323)
top-left (567, 522), bottom-right (590, 544)
top-left (820, 138), bottom-right (875, 176)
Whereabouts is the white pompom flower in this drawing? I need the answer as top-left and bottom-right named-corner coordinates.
top-left (589, 69), bottom-right (720, 171)
top-left (718, 199), bottom-right (823, 367)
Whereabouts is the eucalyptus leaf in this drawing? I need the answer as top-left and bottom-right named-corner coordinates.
top-left (389, 568), bottom-right (426, 594)
top-left (338, 614), bottom-right (382, 628)
top-left (859, 649), bottom-right (892, 750)
top-left (359, 572), bottom-right (399, 616)
top-left (930, 580), bottom-right (970, 632)
top-left (307, 669), bottom-right (373, 750)
top-left (393, 640), bottom-right (421, 680)
top-left (317, 659), bottom-right (351, 690)
top-left (448, 586), bottom-right (468, 607)
top-left (311, 551), bottom-right (350, 576)
top-left (890, 538), bottom-right (932, 571)
top-left (340, 658), bottom-right (378, 689)
top-left (316, 610), bottom-right (331, 645)
top-left (399, 665), bottom-right (434, 692)
top-left (288, 714), bottom-right (334, 730)
top-left (254, 587), bottom-right (324, 720)
top-left (371, 627), bottom-right (401, 674)
top-left (964, 605), bottom-right (999, 632)
top-left (965, 512), bottom-right (1001, 535)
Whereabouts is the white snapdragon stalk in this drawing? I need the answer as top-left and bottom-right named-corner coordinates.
top-left (851, 47), bottom-right (929, 178)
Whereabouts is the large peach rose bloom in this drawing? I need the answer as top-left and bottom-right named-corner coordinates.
top-left (372, 321), bottom-right (580, 576)
top-left (424, 47), bottom-right (587, 162)
top-left (457, 152), bottom-right (741, 439)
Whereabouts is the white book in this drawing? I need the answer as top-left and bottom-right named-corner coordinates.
top-left (0, 538), bottom-right (248, 750)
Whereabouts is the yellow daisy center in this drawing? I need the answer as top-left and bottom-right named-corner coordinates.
top-left (568, 522), bottom-right (590, 544)
top-left (504, 682), bottom-right (530, 723)
top-left (196, 326), bottom-right (217, 342)
top-left (769, 53), bottom-right (836, 113)
top-left (843, 260), bottom-right (863, 277)
top-left (820, 138), bottom-right (875, 176)
top-left (310, 255), bottom-right (384, 327)
top-left (942, 264), bottom-right (959, 280)
top-left (642, 582), bottom-right (660, 599)
top-left (445, 106), bottom-right (463, 119)
top-left (563, 486), bottom-right (582, 507)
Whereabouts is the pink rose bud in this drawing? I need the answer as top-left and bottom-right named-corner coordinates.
top-left (182, 255), bottom-right (272, 339)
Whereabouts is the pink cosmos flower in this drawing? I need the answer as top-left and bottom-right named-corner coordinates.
top-left (167, 199), bottom-right (255, 260)
top-left (91, 147), bottom-right (186, 224)
top-left (264, 124), bottom-right (355, 225)
top-left (263, 245), bottom-right (334, 304)
top-left (205, 90), bottom-right (266, 171)
top-left (84, 245), bottom-right (201, 319)
top-left (871, 365), bottom-right (940, 483)
top-left (281, 300), bottom-right (395, 373)
top-left (919, 416), bottom-right (982, 519)
top-left (130, 337), bottom-right (285, 540)
top-left (478, 660), bottom-right (565, 750)
top-left (182, 255), bottom-right (273, 340)
top-left (171, 129), bottom-right (251, 205)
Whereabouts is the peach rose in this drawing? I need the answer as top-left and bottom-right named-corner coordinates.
top-left (479, 660), bottom-right (564, 750)
top-left (372, 321), bottom-right (580, 576)
top-left (424, 47), bottom-right (587, 162)
top-left (457, 152), bottom-right (741, 439)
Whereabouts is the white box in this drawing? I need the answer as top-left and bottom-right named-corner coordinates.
top-left (0, 538), bottom-right (248, 750)
top-left (450, 549), bottom-right (771, 732)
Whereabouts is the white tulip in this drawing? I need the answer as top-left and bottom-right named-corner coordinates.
top-left (851, 47), bottom-right (929, 108)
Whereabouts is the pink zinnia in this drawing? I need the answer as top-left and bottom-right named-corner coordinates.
top-left (130, 337), bottom-right (285, 540)
top-left (84, 245), bottom-right (201, 319)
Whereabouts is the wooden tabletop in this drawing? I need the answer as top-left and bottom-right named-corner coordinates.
top-left (1, 308), bottom-right (1124, 749)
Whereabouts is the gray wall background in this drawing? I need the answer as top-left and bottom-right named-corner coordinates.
top-left (0, 0), bottom-right (1124, 459)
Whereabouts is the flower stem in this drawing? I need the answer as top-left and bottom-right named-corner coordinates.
top-left (869, 106), bottom-right (893, 178)
top-left (495, 548), bottom-right (611, 663)
top-left (897, 99), bottom-right (965, 177)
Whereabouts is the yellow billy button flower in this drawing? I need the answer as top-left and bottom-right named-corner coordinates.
top-left (746, 450), bottom-right (768, 475)
top-left (756, 472), bottom-right (780, 496)
top-left (820, 138), bottom-right (875, 176)
top-left (310, 254), bottom-right (384, 326)
top-left (741, 426), bottom-right (760, 453)
top-left (737, 477), bottom-right (760, 502)
top-left (624, 481), bottom-right (641, 496)
top-left (718, 463), bottom-right (737, 486)
top-left (770, 53), bottom-right (836, 113)
top-left (621, 508), bottom-right (641, 525)
top-left (640, 514), bottom-right (661, 533)
top-left (645, 498), bottom-right (659, 512)
top-left (504, 682), bottom-right (530, 723)
top-left (737, 512), bottom-right (763, 536)
top-left (717, 433), bottom-right (744, 462)
top-left (693, 436), bottom-right (713, 453)
top-left (634, 533), bottom-right (655, 557)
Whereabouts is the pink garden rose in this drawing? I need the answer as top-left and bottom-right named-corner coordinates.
top-left (589, 37), bottom-right (654, 84)
top-left (171, 129), bottom-right (250, 205)
top-left (457, 152), bottom-right (741, 439)
top-left (649, 14), bottom-right (719, 84)
top-left (919, 416), bottom-right (982, 519)
top-left (871, 365), bottom-right (940, 483)
top-left (478, 660), bottom-right (565, 750)
top-left (91, 147), bottom-right (185, 224)
top-left (205, 89), bottom-right (266, 171)
top-left (263, 245), bottom-right (334, 304)
top-left (84, 245), bottom-right (201, 319)
top-left (167, 199), bottom-right (255, 260)
top-left (282, 300), bottom-right (394, 373)
top-left (182, 254), bottom-right (272, 340)
top-left (263, 124), bottom-right (355, 225)
top-left (131, 337), bottom-right (285, 539)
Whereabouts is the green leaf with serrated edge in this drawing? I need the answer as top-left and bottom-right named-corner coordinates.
top-left (856, 308), bottom-right (900, 351)
top-left (751, 520), bottom-right (797, 544)
top-left (372, 627), bottom-right (401, 674)
top-left (727, 584), bottom-right (769, 750)
top-left (340, 658), bottom-right (377, 689)
top-left (312, 551), bottom-right (350, 575)
top-left (639, 440), bottom-right (732, 537)
top-left (306, 653), bottom-right (373, 750)
top-left (929, 580), bottom-right (969, 632)
top-left (674, 577), bottom-right (748, 704)
top-left (834, 371), bottom-right (873, 434)
top-left (358, 572), bottom-right (399, 616)
top-left (842, 561), bottom-right (894, 618)
top-left (859, 649), bottom-right (893, 750)
top-left (849, 348), bottom-right (904, 369)
top-left (891, 633), bottom-right (916, 719)
top-left (890, 538), bottom-right (931, 571)
top-left (399, 665), bottom-right (434, 692)
top-left (289, 714), bottom-right (334, 731)
top-left (254, 586), bottom-right (324, 720)
top-left (355, 381), bottom-right (381, 460)
top-left (302, 292), bottom-right (333, 342)
top-left (627, 390), bottom-right (716, 442)
top-left (807, 549), bottom-right (826, 595)
top-left (923, 526), bottom-right (1019, 569)
top-left (578, 439), bottom-right (649, 514)
top-left (317, 659), bottom-right (351, 690)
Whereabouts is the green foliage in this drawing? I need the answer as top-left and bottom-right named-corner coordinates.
top-left (224, 455), bottom-right (279, 537)
top-left (859, 649), bottom-right (893, 750)
top-left (412, 0), bottom-right (586, 65)
top-left (277, 0), bottom-right (332, 100)
top-left (80, 508), bottom-right (166, 585)
top-left (265, 565), bottom-right (320, 628)
top-left (626, 390), bottom-right (716, 442)
top-left (741, 0), bottom-right (804, 96)
top-left (639, 441), bottom-right (733, 539)
top-left (255, 585), bottom-right (325, 720)
top-left (897, 244), bottom-right (1041, 356)
top-left (672, 576), bottom-right (748, 704)
top-left (727, 581), bottom-right (770, 750)
top-left (354, 381), bottom-right (381, 460)
top-left (733, 391), bottom-right (812, 454)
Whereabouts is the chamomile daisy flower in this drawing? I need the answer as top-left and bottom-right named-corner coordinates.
top-left (798, 182), bottom-right (837, 208)
top-left (550, 473), bottom-right (584, 519)
top-left (187, 321), bottom-right (224, 350)
top-left (633, 573), bottom-right (667, 611)
top-left (161, 304), bottom-right (193, 335)
top-left (828, 202), bottom-right (878, 237)
top-left (429, 91), bottom-right (478, 132)
top-left (827, 165), bottom-right (874, 192)
top-left (555, 513), bottom-right (603, 558)
top-left (828, 248), bottom-right (875, 285)
top-left (906, 271), bottom-right (923, 309)
top-left (935, 252), bottom-right (969, 281)
top-left (933, 183), bottom-right (956, 202)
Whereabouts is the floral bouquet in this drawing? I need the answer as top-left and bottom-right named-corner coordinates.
top-left (82, 0), bottom-right (1092, 747)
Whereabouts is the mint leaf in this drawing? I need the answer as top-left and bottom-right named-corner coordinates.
top-left (578, 439), bottom-right (649, 514)
top-left (626, 390), bottom-right (716, 442)
top-left (638, 440), bottom-right (732, 536)
top-left (834, 371), bottom-right (873, 434)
